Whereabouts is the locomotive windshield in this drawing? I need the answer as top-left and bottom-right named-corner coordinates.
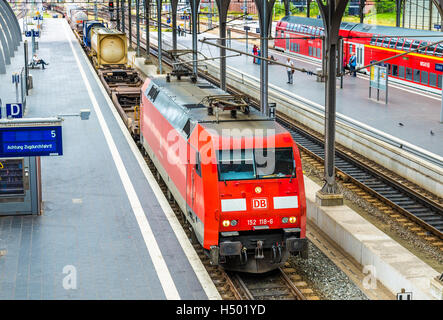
top-left (217, 148), bottom-right (295, 181)
top-left (218, 149), bottom-right (255, 181)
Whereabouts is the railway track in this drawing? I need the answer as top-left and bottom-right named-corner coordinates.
top-left (145, 39), bottom-right (443, 251)
top-left (152, 155), bottom-right (316, 300)
top-left (108, 12), bottom-right (443, 252)
top-left (231, 266), bottom-right (314, 300)
top-left (73, 13), bottom-right (441, 299)
top-left (69, 15), bottom-right (319, 300)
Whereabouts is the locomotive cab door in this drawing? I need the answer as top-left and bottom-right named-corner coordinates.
top-left (186, 144), bottom-right (204, 243)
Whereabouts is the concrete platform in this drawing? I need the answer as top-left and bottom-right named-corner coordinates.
top-left (154, 31), bottom-right (443, 157)
top-left (304, 176), bottom-right (441, 300)
top-left (0, 18), bottom-right (219, 300)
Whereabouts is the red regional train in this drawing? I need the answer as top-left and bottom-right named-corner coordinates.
top-left (140, 76), bottom-right (308, 273)
top-left (274, 16), bottom-right (443, 93)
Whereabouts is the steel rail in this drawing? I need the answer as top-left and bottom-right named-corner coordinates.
top-left (106, 9), bottom-right (443, 240)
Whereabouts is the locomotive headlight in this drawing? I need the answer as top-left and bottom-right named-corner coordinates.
top-left (289, 216), bottom-right (297, 224)
top-left (222, 220), bottom-right (230, 227)
top-left (230, 220), bottom-right (238, 227)
top-left (282, 217), bottom-right (289, 224)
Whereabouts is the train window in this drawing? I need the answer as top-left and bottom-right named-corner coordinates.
top-left (382, 38), bottom-right (390, 48)
top-left (410, 40), bottom-right (421, 51)
top-left (389, 38), bottom-right (398, 49)
top-left (370, 36), bottom-right (376, 45)
top-left (429, 72), bottom-right (437, 87)
top-left (315, 29), bottom-right (320, 36)
top-left (218, 149), bottom-right (255, 181)
top-left (317, 47), bottom-right (321, 58)
top-left (295, 24), bottom-right (300, 32)
top-left (386, 63), bottom-right (392, 75)
top-left (399, 66), bottom-right (405, 78)
top-left (392, 65), bottom-right (398, 77)
top-left (396, 38), bottom-right (405, 50)
top-left (421, 71), bottom-right (429, 85)
top-left (403, 40), bottom-right (412, 50)
top-left (413, 69), bottom-right (420, 82)
top-left (309, 47), bottom-right (312, 56)
top-left (438, 75), bottom-right (442, 88)
top-left (406, 67), bottom-right (413, 80)
top-left (376, 37), bottom-right (383, 46)
top-left (256, 148), bottom-right (295, 179)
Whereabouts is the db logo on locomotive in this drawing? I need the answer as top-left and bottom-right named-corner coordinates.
top-left (252, 198), bottom-right (268, 209)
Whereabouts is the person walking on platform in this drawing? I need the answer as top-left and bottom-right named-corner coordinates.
top-left (253, 45), bottom-right (258, 64)
top-left (349, 52), bottom-right (357, 77)
top-left (286, 58), bottom-right (294, 84)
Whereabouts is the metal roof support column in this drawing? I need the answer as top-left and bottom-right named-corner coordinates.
top-left (171, 0), bottom-right (178, 51)
top-left (215, 0), bottom-right (230, 91)
top-left (129, 0), bottom-right (133, 49)
top-left (315, 0), bottom-right (348, 205)
top-left (157, 0), bottom-right (163, 73)
top-left (307, 0), bottom-right (312, 17)
top-left (190, 0), bottom-right (201, 78)
top-left (254, 0), bottom-right (275, 116)
top-left (117, 0), bottom-right (121, 30)
top-left (145, 0), bottom-right (151, 62)
top-left (136, 0), bottom-right (140, 56)
top-left (283, 0), bottom-right (290, 16)
top-left (395, 0), bottom-right (403, 27)
top-left (431, 0), bottom-right (443, 120)
top-left (122, 0), bottom-right (126, 35)
top-left (0, 9), bottom-right (12, 63)
top-left (1, 0), bottom-right (21, 46)
top-left (359, 0), bottom-right (365, 23)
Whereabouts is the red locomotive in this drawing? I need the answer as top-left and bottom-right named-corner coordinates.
top-left (274, 16), bottom-right (443, 93)
top-left (140, 76), bottom-right (307, 273)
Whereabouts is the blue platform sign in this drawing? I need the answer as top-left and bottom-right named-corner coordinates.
top-left (0, 126), bottom-right (63, 157)
top-left (33, 30), bottom-right (40, 37)
top-left (25, 31), bottom-right (32, 37)
top-left (4, 103), bottom-right (23, 119)
top-left (436, 63), bottom-right (443, 71)
top-left (434, 24), bottom-right (441, 30)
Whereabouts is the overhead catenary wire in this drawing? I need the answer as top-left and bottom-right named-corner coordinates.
top-left (199, 37), bottom-right (319, 76)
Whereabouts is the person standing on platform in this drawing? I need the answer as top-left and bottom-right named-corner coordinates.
top-left (286, 58), bottom-right (294, 84)
top-left (349, 52), bottom-right (357, 77)
top-left (253, 44), bottom-right (258, 64)
top-left (257, 48), bottom-right (261, 65)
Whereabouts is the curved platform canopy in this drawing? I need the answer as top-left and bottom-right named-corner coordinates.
top-left (0, 0), bottom-right (22, 74)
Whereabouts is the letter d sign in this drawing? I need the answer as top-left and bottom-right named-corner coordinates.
top-left (6, 103), bottom-right (23, 118)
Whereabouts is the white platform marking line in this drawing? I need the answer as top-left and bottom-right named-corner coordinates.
top-left (63, 21), bottom-right (220, 300)
top-left (62, 22), bottom-right (180, 300)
